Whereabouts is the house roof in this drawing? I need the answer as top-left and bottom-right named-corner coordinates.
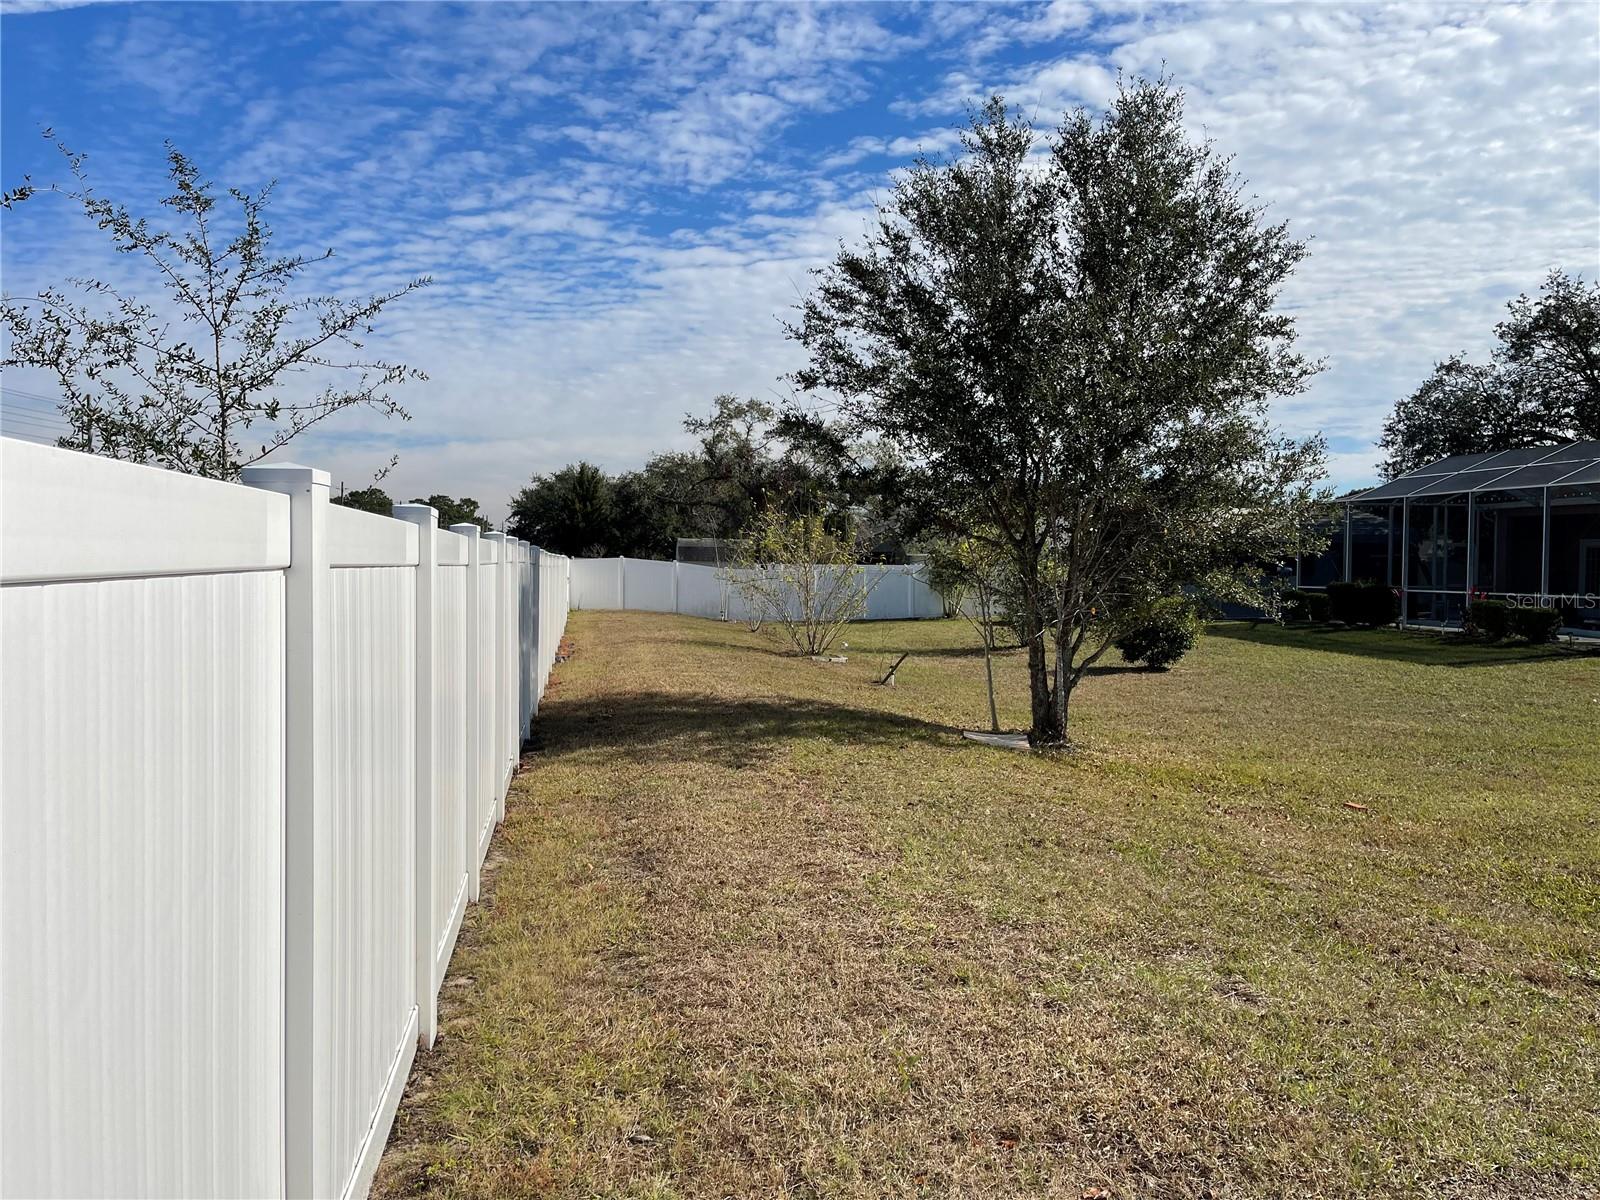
top-left (1348, 440), bottom-right (1600, 502)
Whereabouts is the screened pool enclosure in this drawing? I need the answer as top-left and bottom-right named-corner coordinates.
top-left (1296, 440), bottom-right (1600, 634)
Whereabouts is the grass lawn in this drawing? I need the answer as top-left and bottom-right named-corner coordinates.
top-left (375, 611), bottom-right (1599, 1199)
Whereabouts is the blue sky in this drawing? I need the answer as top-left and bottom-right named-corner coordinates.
top-left (3, 1), bottom-right (1597, 519)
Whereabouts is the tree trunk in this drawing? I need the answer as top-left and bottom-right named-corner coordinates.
top-left (1025, 616), bottom-right (1063, 746)
top-left (1053, 634), bottom-right (1068, 736)
top-left (982, 638), bottom-right (999, 733)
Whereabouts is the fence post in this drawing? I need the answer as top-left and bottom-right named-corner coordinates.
top-left (673, 559), bottom-right (681, 614)
top-left (240, 463), bottom-right (333, 1200)
top-left (396, 504), bottom-right (440, 1048)
top-left (453, 522), bottom-right (483, 903)
top-left (617, 555), bottom-right (626, 610)
top-left (506, 542), bottom-right (519, 778)
top-left (510, 539), bottom-right (522, 748)
top-left (526, 542), bottom-right (537, 725)
top-left (484, 531), bottom-right (510, 822)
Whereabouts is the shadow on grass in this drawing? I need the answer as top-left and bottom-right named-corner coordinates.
top-left (533, 691), bottom-right (959, 770)
top-left (672, 632), bottom-right (1144, 676)
top-left (1206, 621), bottom-right (1586, 668)
top-left (676, 637), bottom-right (1003, 666)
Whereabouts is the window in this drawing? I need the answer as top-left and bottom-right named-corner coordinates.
top-left (1349, 504), bottom-right (1394, 585)
top-left (1473, 489), bottom-right (1543, 595)
top-left (1549, 484), bottom-right (1600, 630)
top-left (1404, 495), bottom-right (1467, 591)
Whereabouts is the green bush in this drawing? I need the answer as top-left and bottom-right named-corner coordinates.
top-left (1506, 605), bottom-right (1562, 643)
top-left (1468, 598), bottom-right (1510, 641)
top-left (1327, 580), bottom-right (1399, 627)
top-left (1116, 601), bottom-right (1202, 671)
top-left (1281, 588), bottom-right (1331, 623)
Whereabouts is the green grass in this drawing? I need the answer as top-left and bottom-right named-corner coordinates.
top-left (376, 613), bottom-right (1600, 1199)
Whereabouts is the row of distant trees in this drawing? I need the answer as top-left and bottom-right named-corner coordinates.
top-left (330, 488), bottom-right (490, 530)
top-left (504, 394), bottom-right (915, 559)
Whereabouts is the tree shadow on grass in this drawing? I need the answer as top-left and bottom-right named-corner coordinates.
top-left (532, 691), bottom-right (960, 770)
top-left (1206, 620), bottom-right (1589, 668)
top-left (671, 633), bottom-right (1144, 676)
top-left (670, 634), bottom-right (795, 658)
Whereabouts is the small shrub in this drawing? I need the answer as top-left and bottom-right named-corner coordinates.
top-left (1468, 598), bottom-right (1510, 641)
top-left (1506, 605), bottom-right (1561, 643)
top-left (729, 508), bottom-right (875, 655)
top-left (1281, 589), bottom-right (1331, 623)
top-left (1116, 601), bottom-right (1202, 671)
top-left (1327, 580), bottom-right (1399, 627)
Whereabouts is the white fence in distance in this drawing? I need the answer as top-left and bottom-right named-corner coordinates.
top-left (0, 438), bottom-right (571, 1200)
top-left (570, 556), bottom-right (945, 622)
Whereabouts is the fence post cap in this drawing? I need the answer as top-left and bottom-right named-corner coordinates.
top-left (240, 462), bottom-right (331, 489)
top-left (393, 503), bottom-right (439, 526)
top-left (448, 522), bottom-right (481, 539)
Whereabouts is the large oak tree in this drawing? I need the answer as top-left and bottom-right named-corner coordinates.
top-left (789, 81), bottom-right (1326, 746)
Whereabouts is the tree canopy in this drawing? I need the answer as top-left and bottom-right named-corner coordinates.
top-left (413, 494), bottom-right (491, 532)
top-left (506, 462), bottom-right (616, 556)
top-left (788, 81), bottom-right (1326, 746)
top-left (507, 395), bottom-right (909, 559)
top-left (1379, 271), bottom-right (1599, 477)
top-left (332, 486), bottom-right (394, 516)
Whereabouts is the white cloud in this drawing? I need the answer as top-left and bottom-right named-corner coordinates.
top-left (3, 1), bottom-right (1595, 518)
top-left (0, 0), bottom-right (122, 13)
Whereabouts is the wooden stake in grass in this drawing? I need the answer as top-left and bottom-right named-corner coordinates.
top-left (877, 652), bottom-right (909, 687)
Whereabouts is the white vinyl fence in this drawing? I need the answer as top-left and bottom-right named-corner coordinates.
top-left (570, 556), bottom-right (945, 622)
top-left (0, 438), bottom-right (571, 1200)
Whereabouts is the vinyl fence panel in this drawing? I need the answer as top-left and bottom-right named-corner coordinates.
top-left (622, 557), bottom-right (677, 612)
top-left (568, 556), bottom-right (942, 622)
top-left (570, 555), bottom-right (623, 610)
top-left (516, 542), bottom-right (536, 737)
top-left (491, 534), bottom-right (518, 818)
top-left (532, 549), bottom-right (571, 709)
top-left (1, 443), bottom-right (290, 1200)
top-left (429, 527), bottom-right (472, 1040)
top-left (473, 534), bottom-right (499, 874)
top-left (1, 438), bottom-right (573, 1200)
top-left (329, 565), bottom-right (419, 1195)
top-left (675, 560), bottom-right (729, 619)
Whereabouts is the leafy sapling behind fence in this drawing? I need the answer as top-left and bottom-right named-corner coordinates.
top-left (728, 508), bottom-right (879, 656)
